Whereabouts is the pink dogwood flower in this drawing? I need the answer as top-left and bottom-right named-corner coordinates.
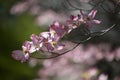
top-left (12, 41), bottom-right (37, 62)
top-left (40, 31), bottom-right (64, 52)
top-left (30, 34), bottom-right (42, 51)
top-left (22, 41), bottom-right (36, 54)
top-left (66, 15), bottom-right (82, 33)
top-left (50, 21), bottom-right (66, 38)
top-left (80, 10), bottom-right (101, 28)
top-left (40, 32), bottom-right (55, 51)
top-left (12, 50), bottom-right (29, 62)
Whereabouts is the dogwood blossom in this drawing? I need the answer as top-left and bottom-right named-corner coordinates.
top-left (40, 31), bottom-right (64, 52)
top-left (22, 41), bottom-right (36, 54)
top-left (80, 9), bottom-right (101, 28)
top-left (12, 50), bottom-right (29, 62)
top-left (50, 21), bottom-right (66, 38)
top-left (66, 15), bottom-right (82, 33)
top-left (30, 34), bottom-right (40, 47)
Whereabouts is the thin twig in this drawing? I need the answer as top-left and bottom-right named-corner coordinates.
top-left (98, 24), bottom-right (116, 36)
top-left (70, 24), bottom-right (116, 43)
top-left (81, 24), bottom-right (116, 37)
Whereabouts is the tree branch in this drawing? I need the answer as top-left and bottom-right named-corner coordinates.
top-left (30, 24), bottom-right (116, 59)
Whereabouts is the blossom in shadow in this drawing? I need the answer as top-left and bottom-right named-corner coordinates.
top-left (50, 21), bottom-right (66, 38)
top-left (66, 14), bottom-right (83, 33)
top-left (80, 9), bottom-right (101, 28)
top-left (12, 50), bottom-right (29, 62)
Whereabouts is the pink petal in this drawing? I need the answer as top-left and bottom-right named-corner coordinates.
top-left (70, 15), bottom-right (79, 21)
top-left (22, 41), bottom-right (36, 53)
top-left (40, 32), bottom-right (50, 39)
top-left (54, 21), bottom-right (60, 26)
top-left (12, 50), bottom-right (27, 62)
top-left (93, 20), bottom-right (101, 24)
top-left (30, 34), bottom-right (39, 44)
top-left (12, 50), bottom-right (23, 60)
top-left (86, 21), bottom-right (93, 28)
top-left (24, 53), bottom-right (29, 60)
top-left (45, 43), bottom-right (54, 51)
top-left (70, 15), bottom-right (75, 20)
top-left (56, 43), bottom-right (65, 50)
top-left (50, 22), bottom-right (65, 37)
top-left (88, 10), bottom-right (97, 18)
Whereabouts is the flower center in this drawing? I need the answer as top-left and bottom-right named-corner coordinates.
top-left (86, 17), bottom-right (91, 21)
top-left (52, 41), bottom-right (57, 46)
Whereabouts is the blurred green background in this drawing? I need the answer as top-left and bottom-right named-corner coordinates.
top-left (0, 0), bottom-right (44, 80)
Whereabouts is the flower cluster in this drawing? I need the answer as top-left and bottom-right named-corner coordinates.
top-left (12, 9), bottom-right (101, 62)
top-left (12, 21), bottom-right (66, 62)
